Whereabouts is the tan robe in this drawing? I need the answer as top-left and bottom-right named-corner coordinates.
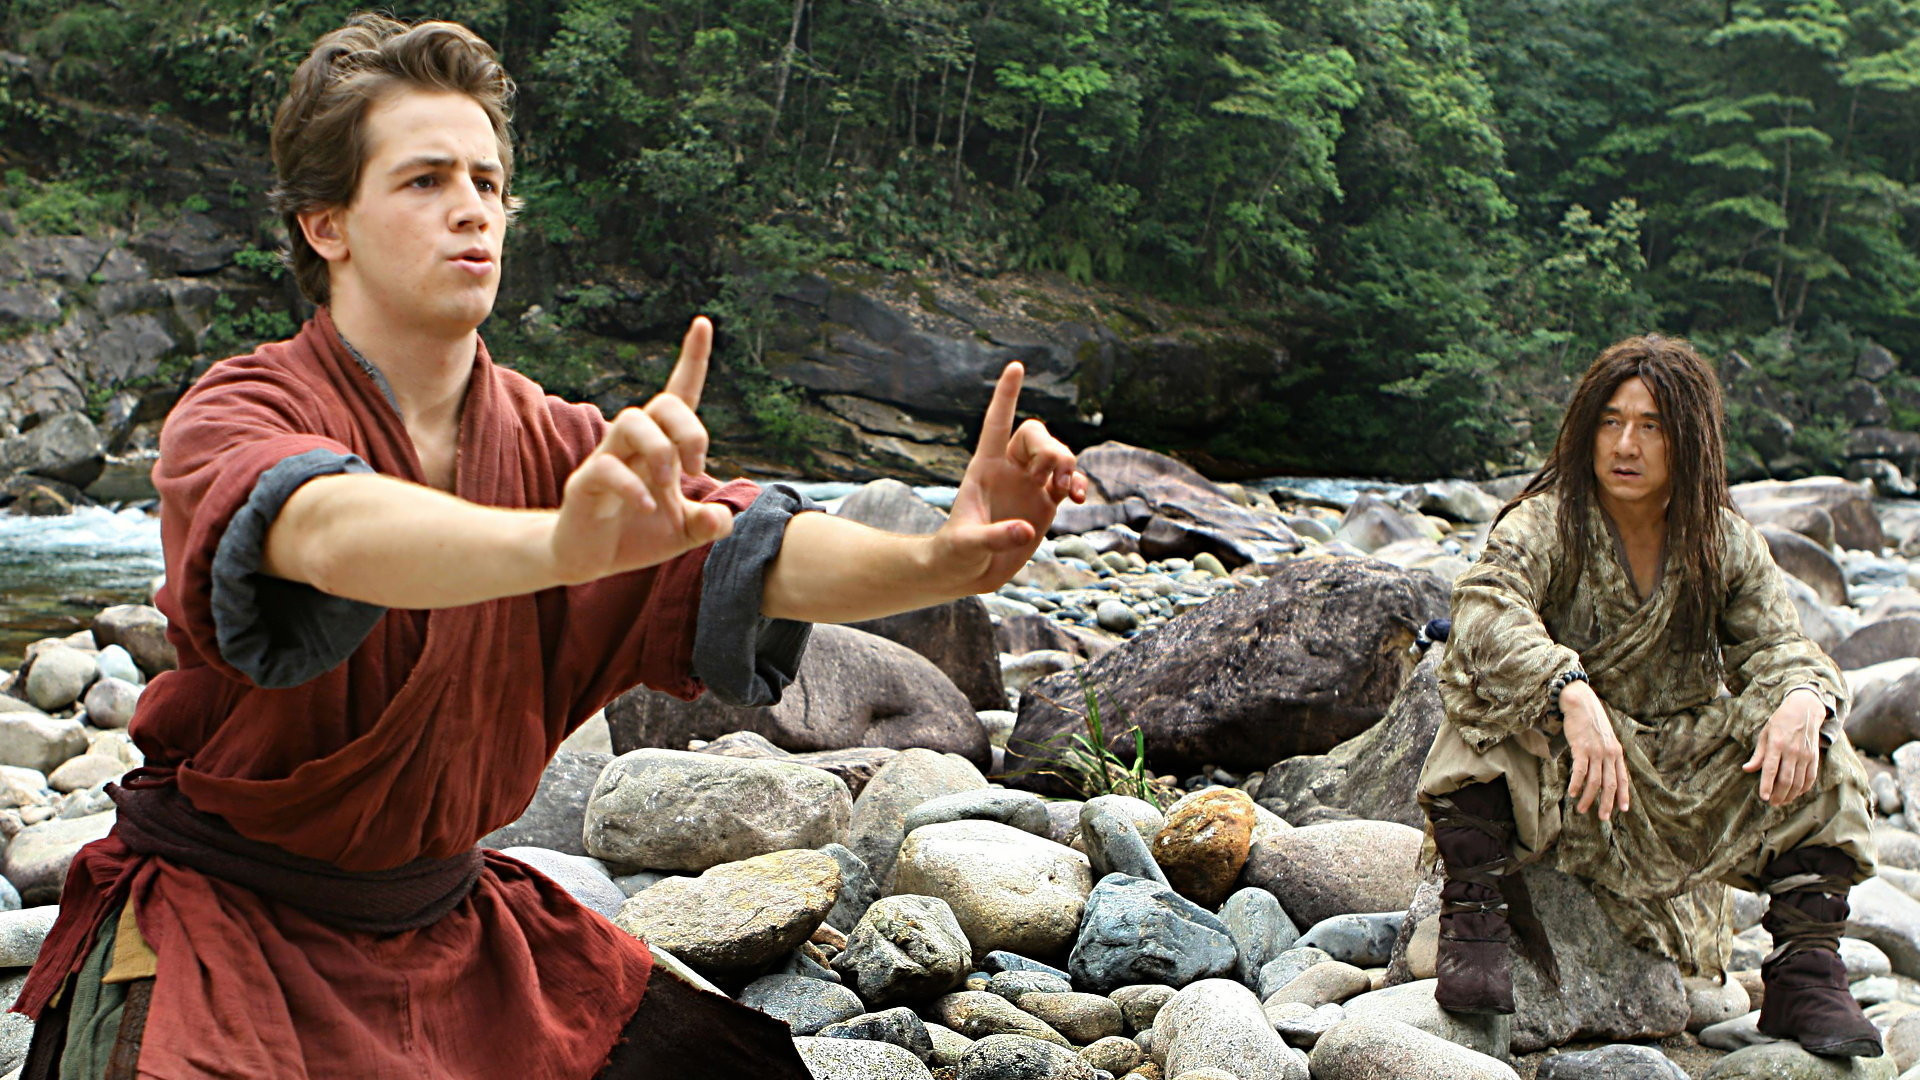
top-left (1418, 492), bottom-right (1874, 975)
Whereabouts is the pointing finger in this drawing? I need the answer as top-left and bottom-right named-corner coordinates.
top-left (976, 362), bottom-right (1024, 457)
top-left (665, 316), bottom-right (712, 411)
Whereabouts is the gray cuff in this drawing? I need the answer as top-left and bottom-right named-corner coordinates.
top-left (693, 484), bottom-right (820, 706)
top-left (212, 448), bottom-right (387, 689)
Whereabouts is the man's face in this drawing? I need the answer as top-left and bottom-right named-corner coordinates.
top-left (1592, 375), bottom-right (1672, 510)
top-left (323, 88), bottom-right (506, 335)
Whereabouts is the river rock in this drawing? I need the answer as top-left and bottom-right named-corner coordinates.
top-left (1110, 983), bottom-right (1175, 1034)
top-left (480, 750), bottom-right (611, 856)
top-left (1267, 1000), bottom-right (1345, 1049)
top-left (994, 614), bottom-right (1116, 661)
top-left (1256, 648), bottom-right (1447, 829)
top-left (1684, 975), bottom-right (1753, 1032)
top-left (1222, 886), bottom-right (1299, 987)
top-left (1258, 947), bottom-right (1336, 1000)
top-left (1733, 478), bottom-right (1885, 554)
top-left (1309, 1015), bottom-right (1518, 1080)
top-left (1782, 573), bottom-right (1851, 654)
top-left (1077, 800), bottom-right (1166, 886)
top-left (1848, 669), bottom-right (1920, 755)
top-left (45, 753), bottom-right (123, 794)
top-left (737, 973), bottom-right (865, 1035)
top-left (22, 646), bottom-right (94, 713)
top-left (1241, 819), bottom-right (1425, 929)
top-left (932, 991), bottom-right (1071, 1046)
top-left (91, 646), bottom-right (141, 687)
top-left (1339, 979), bottom-right (1510, 1058)
top-left (2, 810), bottom-right (115, 904)
top-left (818, 1007), bottom-right (935, 1061)
top-left (833, 894), bottom-right (972, 1006)
top-left (1535, 1043), bottom-right (1690, 1079)
top-left (821, 842), bottom-right (881, 932)
top-left (1073, 795), bottom-right (1166, 852)
top-left (1760, 525), bottom-right (1849, 606)
top-left (1078, 1035), bottom-right (1143, 1075)
top-left (793, 1035), bottom-right (936, 1080)
top-left (926, 1022), bottom-right (974, 1066)
top-left (1835, 617), bottom-right (1920, 671)
top-left (1013, 991), bottom-right (1122, 1044)
top-left (847, 748), bottom-right (988, 887)
top-left (583, 748), bottom-right (851, 871)
top-left (1066, 873), bottom-right (1237, 993)
top-left (1700, 1041), bottom-right (1896, 1078)
top-left (851, 601), bottom-right (1007, 714)
top-left (1848, 876), bottom-right (1920, 978)
top-left (0, 906), bottom-right (59, 966)
top-left (904, 789), bottom-right (1051, 838)
top-left (988, 970), bottom-right (1072, 1001)
top-left (90, 605), bottom-right (175, 676)
top-left (1154, 978), bottom-right (1307, 1079)
top-left (1077, 442), bottom-right (1302, 568)
top-left (607, 623), bottom-right (988, 766)
top-left (612, 849), bottom-right (839, 972)
top-left (0, 712), bottom-right (87, 776)
top-left (1150, 787), bottom-right (1256, 909)
top-left (1266, 960), bottom-right (1373, 1008)
top-left (495, 846), bottom-right (624, 918)
top-left (1298, 912), bottom-right (1405, 969)
top-left (78, 677), bottom-right (139, 731)
top-left (894, 819), bottom-right (1091, 964)
top-left (0, 411), bottom-right (103, 488)
top-left (693, 730), bottom-right (898, 799)
top-left (1335, 493), bottom-right (1431, 553)
top-left (956, 1033), bottom-right (1096, 1079)
top-left (1007, 557), bottom-right (1446, 784)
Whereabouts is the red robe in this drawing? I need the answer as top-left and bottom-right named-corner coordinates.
top-left (19, 308), bottom-right (759, 1078)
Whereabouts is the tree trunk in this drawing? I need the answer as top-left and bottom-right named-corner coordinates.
top-left (763, 0), bottom-right (809, 151)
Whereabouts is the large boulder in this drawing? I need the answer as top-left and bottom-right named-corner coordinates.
top-left (479, 750), bottom-right (611, 856)
top-left (1733, 478), bottom-right (1885, 553)
top-left (1075, 443), bottom-right (1301, 568)
top-left (1832, 617), bottom-right (1920, 671)
top-left (1758, 525), bottom-right (1848, 607)
top-left (1386, 866), bottom-right (1688, 1053)
top-left (1006, 557), bottom-right (1447, 784)
top-left (1256, 649), bottom-right (1445, 829)
top-left (582, 749), bottom-right (852, 872)
top-left (608, 623), bottom-right (988, 766)
top-left (0, 411), bottom-right (104, 489)
top-left (835, 480), bottom-right (1007, 712)
top-left (1848, 667), bottom-right (1920, 755)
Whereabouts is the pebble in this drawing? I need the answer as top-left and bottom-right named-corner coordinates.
top-left (93, 645), bottom-right (142, 686)
top-left (45, 754), bottom-right (124, 795)
top-left (847, 748), bottom-right (988, 886)
top-left (1297, 912), bottom-right (1405, 969)
top-left (895, 820), bottom-right (1091, 964)
top-left (988, 970), bottom-right (1072, 1001)
top-left (1337, 980), bottom-right (1510, 1061)
top-left (0, 713), bottom-right (88, 775)
top-left (1193, 553), bottom-right (1228, 578)
top-left (1265, 960), bottom-right (1372, 1008)
top-left (1109, 983), bottom-right (1174, 1034)
top-left (792, 1035), bottom-right (936, 1080)
top-left (1309, 1016), bottom-right (1518, 1079)
top-left (2, 811), bottom-right (114, 904)
top-left (1079, 1035), bottom-right (1143, 1075)
top-left (820, 842), bottom-right (880, 933)
top-left (1843, 936), bottom-right (1894, 980)
top-left (932, 991), bottom-right (1072, 1046)
top-left (1241, 820), bottom-right (1426, 929)
top-left (984, 952), bottom-right (1072, 981)
top-left (833, 894), bottom-right (973, 1007)
top-left (1154, 979), bottom-right (1308, 1080)
top-left (927, 1021), bottom-right (975, 1066)
top-left (23, 646), bottom-right (94, 712)
top-left (817, 1007), bottom-right (935, 1061)
top-left (1067, 874), bottom-right (1237, 993)
top-left (737, 973), bottom-right (865, 1035)
top-left (1684, 974), bottom-right (1752, 1033)
top-left (611, 848), bottom-right (839, 972)
top-left (1013, 991), bottom-right (1123, 1044)
top-left (1536, 1043), bottom-right (1689, 1079)
top-left (1266, 1001), bottom-right (1344, 1048)
top-left (1257, 946), bottom-right (1334, 1000)
top-left (1095, 600), bottom-right (1138, 633)
top-left (956, 1033), bottom-right (1097, 1079)
top-left (1078, 802), bottom-right (1167, 886)
top-left (80, 676), bottom-right (140, 729)
top-left (1150, 787), bottom-right (1257, 909)
top-left (1696, 1010), bottom-right (1771, 1052)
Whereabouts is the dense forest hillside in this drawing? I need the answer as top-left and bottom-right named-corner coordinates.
top-left (3, 0), bottom-right (1919, 480)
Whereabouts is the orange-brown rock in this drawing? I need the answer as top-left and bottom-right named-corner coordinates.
top-left (1151, 788), bottom-right (1257, 908)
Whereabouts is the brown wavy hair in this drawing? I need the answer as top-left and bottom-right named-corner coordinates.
top-left (1507, 334), bottom-right (1733, 652)
top-left (269, 13), bottom-right (522, 305)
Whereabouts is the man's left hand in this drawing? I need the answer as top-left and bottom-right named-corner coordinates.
top-left (932, 362), bottom-right (1087, 594)
top-left (1742, 687), bottom-right (1825, 807)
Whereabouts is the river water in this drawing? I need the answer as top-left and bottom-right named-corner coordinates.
top-left (0, 475), bottom-right (1411, 666)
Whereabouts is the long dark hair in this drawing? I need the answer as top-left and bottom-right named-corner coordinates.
top-left (1504, 334), bottom-right (1733, 652)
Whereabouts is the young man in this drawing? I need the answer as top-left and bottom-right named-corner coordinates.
top-left (14, 15), bottom-right (1087, 1078)
top-left (1419, 335), bottom-right (1881, 1057)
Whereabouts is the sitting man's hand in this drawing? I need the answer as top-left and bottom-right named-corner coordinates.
top-left (932, 362), bottom-right (1087, 595)
top-left (1742, 687), bottom-right (1825, 807)
top-left (1561, 679), bottom-right (1631, 821)
top-left (550, 317), bottom-right (733, 584)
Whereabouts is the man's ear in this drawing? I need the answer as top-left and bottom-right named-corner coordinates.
top-left (297, 205), bottom-right (349, 264)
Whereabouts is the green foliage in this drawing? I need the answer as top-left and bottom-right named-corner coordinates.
top-left (200, 294), bottom-right (298, 361)
top-left (1015, 670), bottom-right (1170, 808)
top-left (2, 170), bottom-right (133, 234)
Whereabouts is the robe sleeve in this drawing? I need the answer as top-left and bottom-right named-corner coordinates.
top-left (1437, 495), bottom-right (1586, 752)
top-left (693, 483), bottom-right (821, 706)
top-left (154, 365), bottom-right (387, 688)
top-left (1719, 512), bottom-right (1848, 745)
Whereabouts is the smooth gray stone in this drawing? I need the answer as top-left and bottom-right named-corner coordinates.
top-left (612, 870), bottom-right (667, 896)
top-left (833, 894), bottom-right (972, 1007)
top-left (818, 1007), bottom-right (935, 1062)
top-left (1077, 802), bottom-right (1167, 886)
top-left (0, 907), bottom-right (59, 967)
top-left (956, 1033), bottom-right (1097, 1079)
top-left (1222, 886), bottom-right (1299, 987)
top-left (1269, 1001), bottom-right (1344, 1049)
top-left (737, 973), bottom-right (864, 1035)
top-left (983, 952), bottom-right (1070, 982)
top-left (1297, 911), bottom-right (1406, 969)
top-left (988, 970), bottom-right (1072, 1001)
top-left (1697, 1010), bottom-right (1774, 1052)
top-left (821, 843), bottom-right (880, 933)
top-left (480, 751), bottom-right (612, 856)
top-left (496, 846), bottom-right (624, 918)
top-left (1536, 1043), bottom-right (1690, 1079)
top-left (1258, 947), bottom-right (1334, 1001)
top-left (793, 1035), bottom-right (936, 1079)
top-left (1699, 1040), bottom-right (1897, 1078)
top-left (905, 789), bottom-right (1052, 838)
top-left (1067, 874), bottom-right (1237, 994)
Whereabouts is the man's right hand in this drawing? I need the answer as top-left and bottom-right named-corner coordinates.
top-left (1561, 679), bottom-right (1632, 821)
top-left (548, 316), bottom-right (733, 585)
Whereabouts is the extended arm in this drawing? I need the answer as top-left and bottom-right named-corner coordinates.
top-left (760, 361), bottom-right (1086, 623)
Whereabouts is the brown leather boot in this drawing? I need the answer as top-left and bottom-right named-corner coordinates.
top-left (1757, 847), bottom-right (1882, 1058)
top-left (1429, 781), bottom-right (1517, 1015)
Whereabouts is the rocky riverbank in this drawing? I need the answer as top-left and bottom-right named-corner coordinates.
top-left (3, 446), bottom-right (1920, 1078)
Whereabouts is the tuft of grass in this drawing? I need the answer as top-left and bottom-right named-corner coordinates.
top-left (1015, 670), bottom-right (1171, 809)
